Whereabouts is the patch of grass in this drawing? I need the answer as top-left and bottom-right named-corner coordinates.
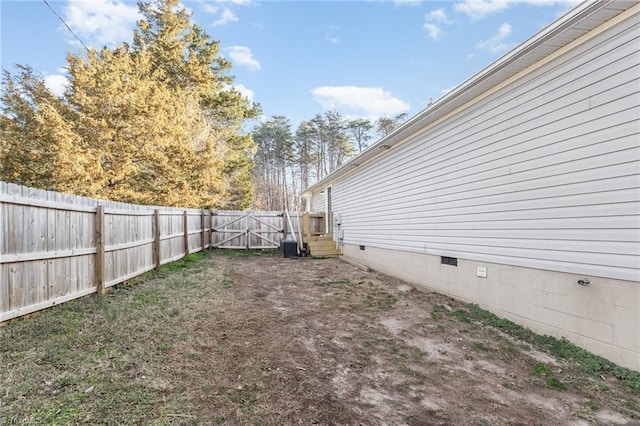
top-left (133, 289), bottom-right (162, 307)
top-left (221, 277), bottom-right (234, 288)
top-left (34, 400), bottom-right (81, 423)
top-left (546, 377), bottom-right (566, 390)
top-left (499, 343), bottom-right (520, 357)
top-left (431, 304), bottom-right (449, 320)
top-left (218, 249), bottom-right (278, 257)
top-left (623, 398), bottom-right (640, 413)
top-left (530, 363), bottom-right (565, 390)
top-left (532, 363), bottom-right (553, 376)
top-left (448, 308), bottom-right (471, 323)
top-left (584, 400), bottom-right (600, 411)
top-left (358, 331), bottom-right (424, 366)
top-left (218, 384), bottom-right (260, 414)
top-left (183, 251), bottom-right (209, 263)
top-left (0, 250), bottom-right (214, 424)
top-left (361, 288), bottom-right (397, 312)
top-left (397, 375), bottom-right (426, 392)
top-left (156, 338), bottom-right (174, 352)
top-left (160, 251), bottom-right (209, 273)
top-left (470, 341), bottom-right (492, 352)
top-left (459, 303), bottom-right (640, 394)
top-left (398, 365), bottom-right (428, 382)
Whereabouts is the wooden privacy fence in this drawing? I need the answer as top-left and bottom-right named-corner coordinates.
top-left (210, 211), bottom-right (327, 249)
top-left (0, 182), bottom-right (329, 323)
top-left (0, 182), bottom-right (211, 323)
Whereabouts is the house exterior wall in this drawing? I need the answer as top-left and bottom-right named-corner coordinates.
top-left (333, 14), bottom-right (638, 282)
top-left (310, 188), bottom-right (325, 213)
top-left (312, 12), bottom-right (640, 369)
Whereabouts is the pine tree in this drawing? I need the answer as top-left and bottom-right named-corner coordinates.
top-left (346, 118), bottom-right (374, 153)
top-left (134, 0), bottom-right (260, 208)
top-left (0, 65), bottom-right (94, 193)
top-left (65, 46), bottom-right (220, 206)
top-left (294, 121), bottom-right (315, 191)
top-left (1, 0), bottom-right (258, 209)
top-left (252, 116), bottom-right (294, 210)
top-left (376, 113), bottom-right (408, 137)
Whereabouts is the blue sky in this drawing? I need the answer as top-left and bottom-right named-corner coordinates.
top-left (1, 0), bottom-right (581, 128)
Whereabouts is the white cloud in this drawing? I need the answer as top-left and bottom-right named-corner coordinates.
top-left (525, 0), bottom-right (581, 5)
top-left (217, 0), bottom-right (252, 5)
top-left (311, 86), bottom-right (410, 118)
top-left (394, 0), bottom-right (422, 6)
top-left (213, 7), bottom-right (238, 26)
top-left (64, 0), bottom-right (140, 47)
top-left (426, 8), bottom-right (453, 24)
top-left (423, 8), bottom-right (452, 40)
top-left (454, 0), bottom-right (580, 20)
top-left (476, 22), bottom-right (516, 53)
top-left (423, 23), bottom-right (443, 40)
top-left (326, 26), bottom-right (340, 45)
top-left (226, 46), bottom-right (261, 71)
top-left (454, 0), bottom-right (510, 20)
top-left (202, 4), bottom-right (219, 14)
top-left (44, 74), bottom-right (68, 97)
top-left (233, 84), bottom-right (254, 101)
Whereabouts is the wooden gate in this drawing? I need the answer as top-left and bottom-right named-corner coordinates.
top-left (211, 211), bottom-right (286, 249)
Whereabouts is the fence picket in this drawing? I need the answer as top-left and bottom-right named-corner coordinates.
top-left (95, 204), bottom-right (105, 296)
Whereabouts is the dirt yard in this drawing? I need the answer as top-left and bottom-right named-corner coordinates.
top-left (1, 251), bottom-right (638, 425)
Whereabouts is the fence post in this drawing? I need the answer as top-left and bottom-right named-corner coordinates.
top-left (302, 212), bottom-right (310, 240)
top-left (282, 211), bottom-right (287, 240)
top-left (245, 213), bottom-right (250, 250)
top-left (184, 210), bottom-right (189, 256)
top-left (200, 209), bottom-right (206, 252)
top-left (95, 204), bottom-right (105, 296)
top-left (153, 209), bottom-right (161, 271)
top-left (210, 211), bottom-right (214, 249)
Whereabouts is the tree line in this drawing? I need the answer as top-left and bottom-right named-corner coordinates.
top-left (0, 0), bottom-right (258, 209)
top-left (1, 0), bottom-right (407, 211)
top-left (251, 112), bottom-right (407, 210)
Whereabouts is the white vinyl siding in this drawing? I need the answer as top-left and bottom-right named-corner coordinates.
top-left (331, 15), bottom-right (640, 282)
top-left (311, 188), bottom-right (325, 213)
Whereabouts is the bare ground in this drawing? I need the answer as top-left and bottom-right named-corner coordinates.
top-left (172, 252), bottom-right (639, 425)
top-left (1, 251), bottom-right (638, 425)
